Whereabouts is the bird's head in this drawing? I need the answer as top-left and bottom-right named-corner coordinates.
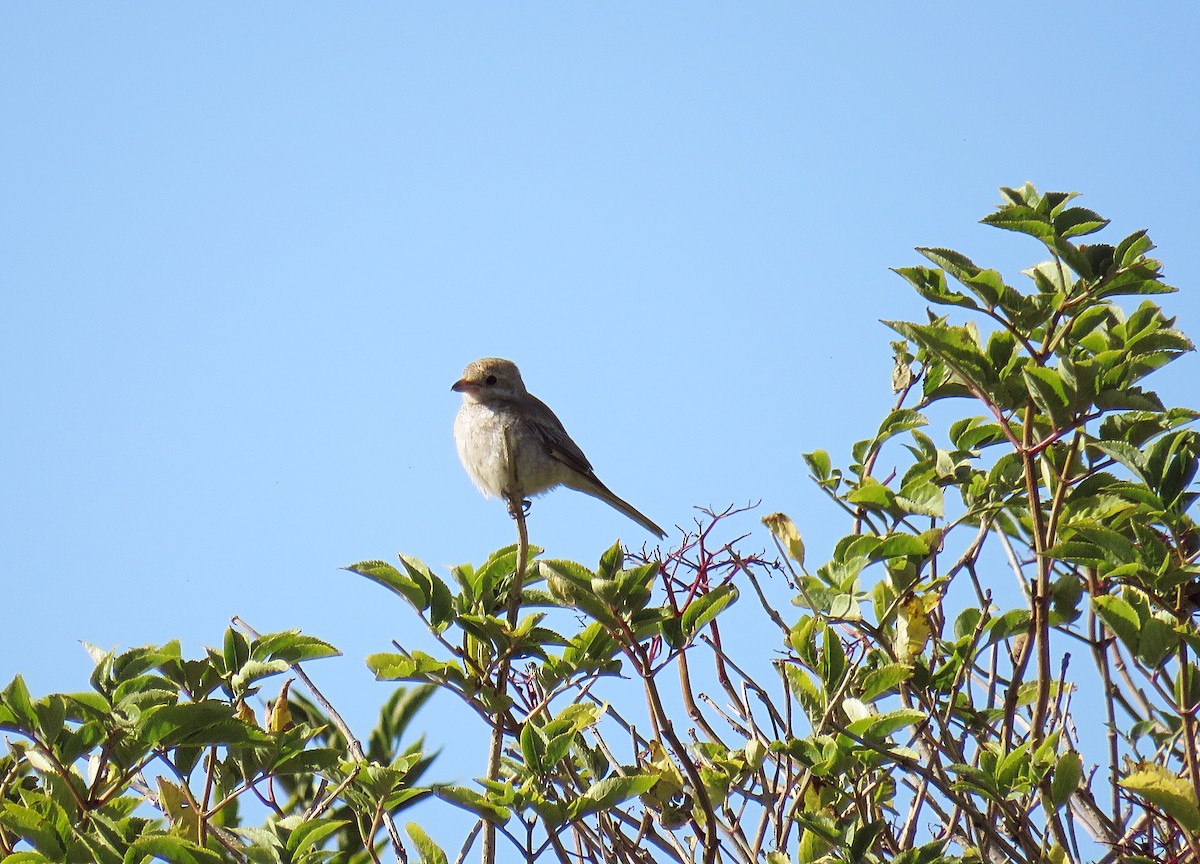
top-left (452, 357), bottom-right (528, 401)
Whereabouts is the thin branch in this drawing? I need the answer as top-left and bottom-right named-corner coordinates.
top-left (482, 485), bottom-right (530, 864)
top-left (453, 821), bottom-right (482, 864)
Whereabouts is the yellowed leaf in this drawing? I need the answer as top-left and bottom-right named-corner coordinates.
top-left (267, 679), bottom-right (294, 733)
top-left (894, 595), bottom-right (933, 662)
top-left (1121, 762), bottom-right (1200, 832)
top-left (762, 512), bottom-right (805, 567)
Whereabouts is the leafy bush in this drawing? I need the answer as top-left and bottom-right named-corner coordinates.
top-left (4, 184), bottom-right (1197, 864)
top-left (0, 630), bottom-right (433, 863)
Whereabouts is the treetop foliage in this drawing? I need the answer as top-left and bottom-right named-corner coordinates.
top-left (3, 184), bottom-right (1199, 864)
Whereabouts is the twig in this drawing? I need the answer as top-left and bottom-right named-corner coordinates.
top-left (481, 471), bottom-right (530, 864)
top-left (453, 821), bottom-right (482, 864)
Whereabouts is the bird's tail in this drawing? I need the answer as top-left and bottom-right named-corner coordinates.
top-left (570, 475), bottom-right (667, 539)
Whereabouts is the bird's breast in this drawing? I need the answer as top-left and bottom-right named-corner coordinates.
top-left (454, 403), bottom-right (564, 500)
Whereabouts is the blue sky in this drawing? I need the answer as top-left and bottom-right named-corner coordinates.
top-left (3, 2), bottom-right (1198, 851)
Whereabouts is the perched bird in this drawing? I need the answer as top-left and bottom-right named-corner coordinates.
top-left (452, 357), bottom-right (666, 538)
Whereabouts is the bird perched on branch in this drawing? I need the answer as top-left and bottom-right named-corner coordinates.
top-left (452, 357), bottom-right (666, 539)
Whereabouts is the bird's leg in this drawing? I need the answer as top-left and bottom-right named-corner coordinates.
top-left (505, 496), bottom-right (531, 520)
top-left (500, 425), bottom-right (530, 520)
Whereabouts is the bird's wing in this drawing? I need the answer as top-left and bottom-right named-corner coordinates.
top-left (521, 396), bottom-right (667, 539)
top-left (523, 396), bottom-right (595, 477)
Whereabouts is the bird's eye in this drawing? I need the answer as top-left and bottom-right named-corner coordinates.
top-left (485, 374), bottom-right (497, 385)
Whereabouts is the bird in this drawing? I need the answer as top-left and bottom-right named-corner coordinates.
top-left (452, 357), bottom-right (666, 538)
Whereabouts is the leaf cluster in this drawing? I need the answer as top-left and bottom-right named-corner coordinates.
top-left (0, 629), bottom-right (432, 864)
top-left (7, 184), bottom-right (1199, 864)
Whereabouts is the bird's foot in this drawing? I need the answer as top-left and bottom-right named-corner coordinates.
top-left (505, 497), bottom-right (531, 519)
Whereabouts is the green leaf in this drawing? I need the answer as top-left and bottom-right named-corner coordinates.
top-left (950, 417), bottom-right (1007, 451)
top-left (953, 607), bottom-right (982, 641)
top-left (981, 204), bottom-right (1054, 240)
top-left (614, 560), bottom-right (657, 612)
top-left (1145, 429), bottom-right (1200, 508)
top-left (111, 644), bottom-right (180, 683)
top-left (1, 676), bottom-right (36, 730)
top-left (848, 823), bottom-right (890, 863)
top-left (1089, 440), bottom-right (1149, 483)
top-left (983, 609), bottom-right (1031, 646)
top-left (846, 707), bottom-right (925, 740)
top-left (1093, 595), bottom-right (1141, 653)
top-left (520, 721), bottom-right (545, 773)
top-left (423, 574), bottom-right (456, 630)
top-left (251, 631), bottom-right (340, 665)
top-left (797, 813), bottom-right (839, 863)
top-left (541, 559), bottom-right (616, 623)
top-left (872, 534), bottom-right (929, 560)
top-left (876, 408), bottom-right (928, 441)
top-left (1121, 765), bottom-right (1200, 832)
top-left (1115, 228), bottom-right (1154, 267)
top-left (229, 659), bottom-right (290, 692)
top-left (1097, 264), bottom-right (1177, 299)
top-left (803, 449), bottom-right (832, 481)
top-left (222, 629), bottom-right (251, 677)
top-left (542, 729), bottom-right (577, 771)
top-left (227, 825), bottom-right (282, 857)
top-left (892, 266), bottom-right (978, 310)
top-left (284, 818), bottom-right (349, 855)
top-left (539, 559), bottom-right (594, 592)
top-left (1136, 615), bottom-right (1177, 669)
top-left (1051, 750), bottom-right (1083, 809)
top-left (847, 478), bottom-right (896, 509)
top-left (597, 541), bottom-right (624, 582)
top-left (270, 748), bottom-right (342, 777)
top-left (345, 560), bottom-right (427, 609)
top-left (1094, 386), bottom-right (1165, 412)
top-left (127, 834), bottom-right (226, 864)
top-left (568, 774), bottom-right (657, 819)
top-left (366, 652), bottom-right (465, 686)
top-left (859, 663), bottom-right (912, 701)
top-left (659, 616), bottom-right (684, 651)
top-left (820, 625), bottom-right (847, 693)
top-left (895, 478), bottom-right (943, 517)
top-left (916, 247), bottom-right (981, 284)
top-left (1023, 366), bottom-right (1072, 428)
top-left (681, 585), bottom-right (739, 638)
top-left (1024, 260), bottom-right (1071, 295)
top-left (466, 545), bottom-right (525, 606)
top-left (406, 823), bottom-right (448, 864)
top-left (0, 852), bottom-right (56, 863)
top-left (31, 698), bottom-right (66, 751)
top-left (828, 593), bottom-right (862, 620)
top-left (1054, 206), bottom-right (1109, 238)
top-left (885, 320), bottom-right (996, 402)
top-left (138, 701), bottom-right (269, 747)
top-left (0, 802), bottom-right (65, 858)
top-left (1072, 524), bottom-right (1139, 567)
top-left (434, 785), bottom-right (511, 824)
top-left (961, 268), bottom-right (1013, 310)
top-left (984, 192), bottom-right (1102, 278)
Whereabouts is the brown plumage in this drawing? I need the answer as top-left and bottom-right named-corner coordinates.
top-left (452, 357), bottom-right (666, 538)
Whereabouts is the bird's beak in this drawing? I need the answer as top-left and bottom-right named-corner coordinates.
top-left (451, 378), bottom-right (474, 393)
